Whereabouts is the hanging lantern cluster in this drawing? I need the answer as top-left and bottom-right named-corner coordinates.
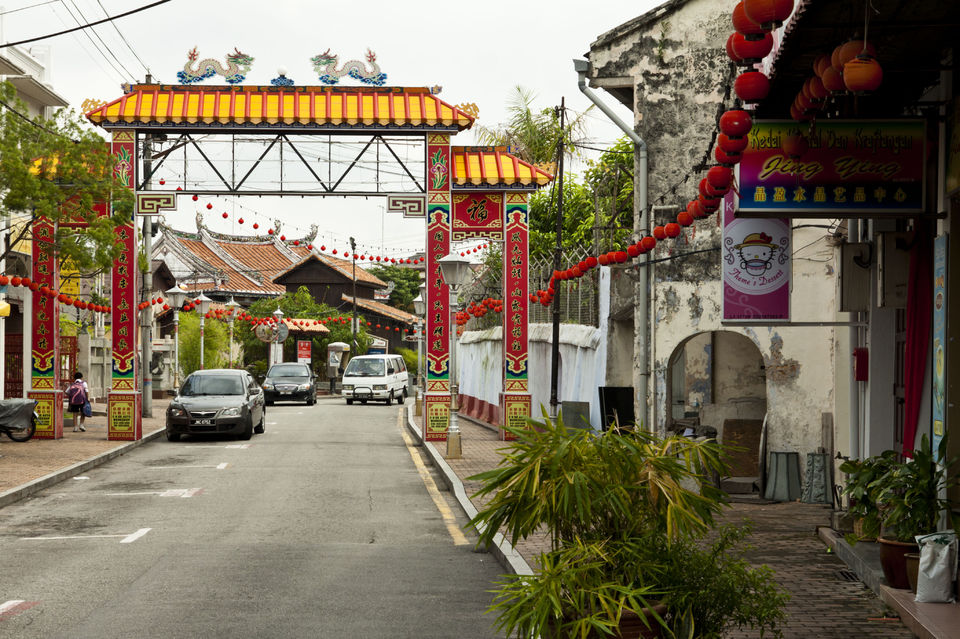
top-left (456, 298), bottom-right (504, 326)
top-left (793, 38), bottom-right (882, 122)
top-left (137, 297), bottom-right (167, 311)
top-left (727, 0), bottom-right (795, 107)
top-left (0, 274), bottom-right (112, 313)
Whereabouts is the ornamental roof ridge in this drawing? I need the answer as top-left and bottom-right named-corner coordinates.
top-left (196, 228), bottom-right (265, 288)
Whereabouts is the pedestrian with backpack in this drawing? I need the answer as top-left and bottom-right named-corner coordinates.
top-left (67, 372), bottom-right (89, 432)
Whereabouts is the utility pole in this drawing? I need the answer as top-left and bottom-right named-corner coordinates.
top-left (549, 98), bottom-right (565, 419)
top-left (350, 236), bottom-right (357, 354)
top-left (141, 74), bottom-right (154, 417)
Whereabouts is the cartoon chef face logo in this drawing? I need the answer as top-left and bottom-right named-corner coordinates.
top-left (735, 232), bottom-right (778, 275)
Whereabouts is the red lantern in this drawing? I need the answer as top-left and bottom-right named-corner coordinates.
top-left (206, 203), bottom-right (213, 210)
top-left (280, 235), bottom-right (286, 241)
top-left (813, 54), bottom-right (832, 78)
top-left (783, 132), bottom-right (809, 159)
top-left (192, 195), bottom-right (198, 201)
top-left (627, 244), bottom-right (640, 258)
top-left (320, 245), bottom-right (326, 251)
top-left (732, 1), bottom-right (767, 40)
top-left (795, 91), bottom-right (819, 114)
top-left (718, 133), bottom-right (749, 155)
top-left (834, 40), bottom-right (876, 72)
top-left (653, 226), bottom-right (667, 240)
top-left (238, 218), bottom-right (244, 224)
top-left (719, 109), bottom-right (753, 138)
top-left (731, 32), bottom-right (773, 63)
top-left (222, 212), bottom-right (228, 219)
top-left (10, 276), bottom-right (21, 286)
top-left (307, 244), bottom-right (313, 250)
top-left (665, 223), bottom-right (681, 237)
top-left (715, 145), bottom-right (741, 166)
top-left (253, 223), bottom-right (259, 230)
top-left (726, 34), bottom-right (743, 65)
top-left (677, 211), bottom-right (694, 226)
top-left (743, 0), bottom-right (794, 29)
top-left (614, 251), bottom-right (628, 263)
top-left (734, 71), bottom-right (770, 103)
top-left (586, 256), bottom-right (598, 268)
top-left (267, 228), bottom-right (274, 235)
top-left (571, 266), bottom-right (583, 277)
top-left (0, 275), bottom-right (7, 285)
top-left (700, 177), bottom-right (727, 198)
top-left (686, 200), bottom-right (700, 218)
top-left (293, 240), bottom-right (300, 246)
top-left (598, 254), bottom-right (610, 266)
top-left (640, 236), bottom-right (657, 252)
top-left (159, 179), bottom-right (165, 185)
top-left (707, 166), bottom-right (733, 190)
top-left (790, 103), bottom-right (812, 122)
top-left (698, 195), bottom-right (721, 213)
top-left (806, 76), bottom-right (829, 101)
top-left (843, 56), bottom-right (883, 93)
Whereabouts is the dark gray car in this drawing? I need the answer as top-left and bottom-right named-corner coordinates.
top-left (262, 362), bottom-right (317, 406)
top-left (166, 369), bottom-right (265, 441)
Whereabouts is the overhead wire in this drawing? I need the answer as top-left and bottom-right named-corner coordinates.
top-left (60, 0), bottom-right (136, 81)
top-left (94, 0), bottom-right (154, 79)
top-left (0, 0), bottom-right (171, 49)
top-left (0, 0), bottom-right (59, 15)
top-left (43, 1), bottom-right (124, 84)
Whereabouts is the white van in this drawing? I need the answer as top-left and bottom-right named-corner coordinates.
top-left (341, 354), bottom-right (408, 405)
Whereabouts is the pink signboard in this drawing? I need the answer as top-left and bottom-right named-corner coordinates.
top-left (297, 340), bottom-right (311, 365)
top-left (722, 192), bottom-right (790, 322)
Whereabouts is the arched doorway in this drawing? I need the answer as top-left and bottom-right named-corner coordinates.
top-left (666, 331), bottom-right (766, 484)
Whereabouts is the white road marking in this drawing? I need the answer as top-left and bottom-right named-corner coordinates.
top-left (22, 527), bottom-right (151, 544)
top-left (0, 600), bottom-right (25, 613)
top-left (182, 444), bottom-right (250, 449)
top-left (397, 412), bottom-right (469, 546)
top-left (73, 476), bottom-right (89, 480)
top-left (149, 463), bottom-right (228, 470)
top-left (121, 528), bottom-right (151, 543)
top-left (104, 488), bottom-right (204, 498)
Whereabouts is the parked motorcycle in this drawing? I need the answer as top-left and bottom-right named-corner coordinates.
top-left (0, 399), bottom-right (38, 441)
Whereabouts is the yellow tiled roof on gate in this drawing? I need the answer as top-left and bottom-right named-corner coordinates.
top-left (451, 146), bottom-right (554, 187)
top-left (86, 85), bottom-right (475, 129)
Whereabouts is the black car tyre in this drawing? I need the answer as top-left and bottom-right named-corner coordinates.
top-left (395, 391), bottom-right (404, 405)
top-left (360, 399), bottom-right (368, 404)
top-left (254, 410), bottom-right (265, 434)
top-left (238, 416), bottom-right (254, 440)
top-left (346, 399), bottom-right (353, 405)
top-left (166, 430), bottom-right (181, 442)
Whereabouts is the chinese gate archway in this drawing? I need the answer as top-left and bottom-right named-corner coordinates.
top-left (86, 84), bottom-right (552, 441)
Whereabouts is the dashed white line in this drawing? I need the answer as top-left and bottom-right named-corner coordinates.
top-left (21, 528), bottom-right (151, 544)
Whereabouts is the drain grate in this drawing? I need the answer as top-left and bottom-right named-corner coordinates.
top-left (836, 569), bottom-right (860, 582)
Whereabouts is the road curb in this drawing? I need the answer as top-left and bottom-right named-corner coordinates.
top-left (404, 404), bottom-right (532, 576)
top-left (0, 427), bottom-right (167, 510)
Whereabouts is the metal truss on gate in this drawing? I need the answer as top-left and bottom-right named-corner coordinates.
top-left (139, 132), bottom-right (427, 197)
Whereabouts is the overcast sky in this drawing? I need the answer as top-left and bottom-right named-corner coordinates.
top-left (1, 0), bottom-right (657, 259)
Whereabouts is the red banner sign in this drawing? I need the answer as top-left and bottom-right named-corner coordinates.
top-left (452, 192), bottom-right (503, 240)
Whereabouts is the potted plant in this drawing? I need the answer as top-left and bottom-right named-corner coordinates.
top-left (467, 412), bottom-right (788, 638)
top-left (871, 435), bottom-right (957, 589)
top-left (839, 450), bottom-right (898, 543)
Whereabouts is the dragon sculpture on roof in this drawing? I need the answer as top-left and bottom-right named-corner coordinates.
top-left (177, 47), bottom-right (254, 85)
top-left (310, 49), bottom-right (387, 86)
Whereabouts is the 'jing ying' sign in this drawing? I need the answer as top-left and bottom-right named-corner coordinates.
top-left (737, 120), bottom-right (926, 217)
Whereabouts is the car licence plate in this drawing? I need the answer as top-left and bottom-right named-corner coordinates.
top-left (281, 390), bottom-right (292, 395)
top-left (195, 419), bottom-right (213, 425)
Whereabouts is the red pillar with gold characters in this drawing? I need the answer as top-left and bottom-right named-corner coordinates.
top-left (423, 133), bottom-right (452, 441)
top-left (28, 218), bottom-right (63, 439)
top-left (108, 129), bottom-right (142, 440)
top-left (501, 193), bottom-right (531, 441)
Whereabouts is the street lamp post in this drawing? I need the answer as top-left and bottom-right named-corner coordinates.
top-left (437, 253), bottom-right (473, 460)
top-left (195, 293), bottom-right (212, 370)
top-left (164, 284), bottom-right (188, 387)
top-left (225, 297), bottom-right (241, 368)
top-left (272, 307), bottom-right (284, 365)
top-left (349, 236), bottom-right (357, 354)
top-left (412, 286), bottom-right (426, 417)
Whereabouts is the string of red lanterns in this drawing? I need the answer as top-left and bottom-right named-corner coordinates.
top-left (0, 274), bottom-right (113, 313)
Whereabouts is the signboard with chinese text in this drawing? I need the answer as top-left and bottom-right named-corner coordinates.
top-left (297, 340), bottom-right (311, 365)
top-left (425, 134), bottom-right (451, 393)
top-left (932, 235), bottom-right (947, 452)
top-left (108, 394), bottom-right (141, 441)
top-left (722, 192), bottom-right (790, 322)
top-left (30, 218), bottom-right (63, 439)
top-left (737, 120), bottom-right (926, 216)
top-left (424, 394), bottom-right (450, 442)
top-left (452, 192), bottom-right (504, 241)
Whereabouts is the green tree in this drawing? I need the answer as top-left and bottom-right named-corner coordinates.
top-left (235, 286), bottom-right (371, 377)
top-left (528, 178), bottom-right (595, 260)
top-left (178, 311), bottom-right (229, 377)
top-left (0, 82), bottom-right (134, 273)
top-left (473, 86), bottom-right (589, 164)
top-left (584, 136), bottom-right (635, 234)
top-left (367, 265), bottom-right (421, 312)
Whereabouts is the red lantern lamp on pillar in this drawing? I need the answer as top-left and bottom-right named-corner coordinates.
top-left (843, 55), bottom-right (883, 93)
top-left (726, 34), bottom-right (744, 65)
top-left (744, 0), bottom-right (794, 30)
top-left (732, 1), bottom-right (768, 41)
top-left (731, 32), bottom-right (773, 64)
top-left (734, 71), bottom-right (770, 104)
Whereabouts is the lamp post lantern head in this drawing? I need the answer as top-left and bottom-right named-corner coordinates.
top-left (165, 284), bottom-right (188, 310)
top-left (225, 297), bottom-right (241, 323)
top-left (273, 307), bottom-right (284, 321)
top-left (412, 292), bottom-right (425, 316)
top-left (437, 253), bottom-right (472, 292)
top-left (195, 292), bottom-right (213, 316)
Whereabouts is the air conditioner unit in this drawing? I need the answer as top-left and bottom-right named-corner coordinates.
top-left (877, 232), bottom-right (910, 309)
top-left (840, 243), bottom-right (871, 312)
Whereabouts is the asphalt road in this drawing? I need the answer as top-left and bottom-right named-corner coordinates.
top-left (0, 398), bottom-right (504, 638)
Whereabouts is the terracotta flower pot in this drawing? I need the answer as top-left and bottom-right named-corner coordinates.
top-left (549, 604), bottom-right (668, 639)
top-left (878, 537), bottom-right (919, 590)
top-left (904, 553), bottom-right (920, 593)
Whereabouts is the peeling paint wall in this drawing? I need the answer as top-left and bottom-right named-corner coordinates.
top-left (589, 0), bottom-right (840, 473)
